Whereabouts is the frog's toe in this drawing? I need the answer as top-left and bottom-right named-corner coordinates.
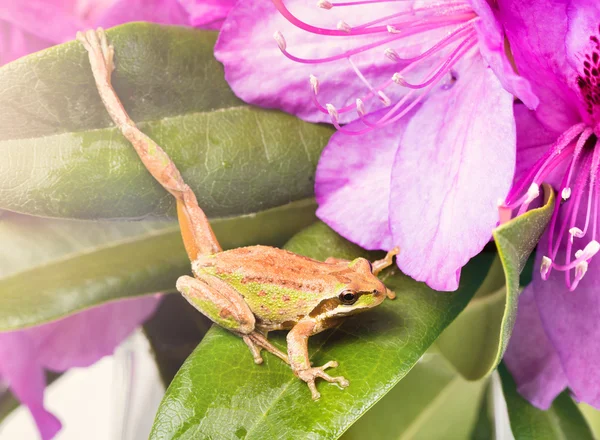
top-left (298, 363), bottom-right (350, 399)
top-left (242, 335), bottom-right (264, 365)
top-left (307, 381), bottom-right (320, 400)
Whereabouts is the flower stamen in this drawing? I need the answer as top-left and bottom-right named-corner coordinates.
top-left (505, 124), bottom-right (600, 290)
top-left (272, 0), bottom-right (481, 133)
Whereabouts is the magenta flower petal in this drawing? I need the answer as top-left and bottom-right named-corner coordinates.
top-left (0, 21), bottom-right (50, 65)
top-left (214, 0), bottom-right (447, 124)
top-left (178, 0), bottom-right (235, 30)
top-left (468, 0), bottom-right (537, 109)
top-left (390, 56), bottom-right (515, 291)
top-left (497, 0), bottom-right (582, 131)
top-left (533, 242), bottom-right (600, 406)
top-left (0, 0), bottom-right (86, 43)
top-left (315, 108), bottom-right (413, 251)
top-left (0, 332), bottom-right (61, 440)
top-left (513, 104), bottom-right (564, 188)
top-left (35, 295), bottom-right (161, 371)
top-left (504, 284), bottom-right (568, 410)
top-left (96, 0), bottom-right (191, 28)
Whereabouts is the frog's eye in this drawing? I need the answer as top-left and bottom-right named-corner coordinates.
top-left (339, 290), bottom-right (358, 305)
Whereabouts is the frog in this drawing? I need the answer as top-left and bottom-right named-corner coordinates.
top-left (77, 28), bottom-right (399, 400)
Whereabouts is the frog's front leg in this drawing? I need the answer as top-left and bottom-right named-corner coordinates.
top-left (287, 320), bottom-right (349, 400)
top-left (176, 275), bottom-right (288, 365)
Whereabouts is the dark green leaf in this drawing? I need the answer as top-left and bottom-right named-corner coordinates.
top-left (0, 199), bottom-right (316, 330)
top-left (0, 23), bottom-right (332, 219)
top-left (342, 354), bottom-right (487, 440)
top-left (436, 185), bottom-right (555, 380)
top-left (499, 364), bottom-right (594, 439)
top-left (150, 223), bottom-right (494, 440)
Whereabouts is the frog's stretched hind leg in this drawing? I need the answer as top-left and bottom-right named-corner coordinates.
top-left (77, 28), bottom-right (220, 261)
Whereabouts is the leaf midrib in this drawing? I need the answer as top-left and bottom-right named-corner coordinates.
top-left (0, 105), bottom-right (250, 143)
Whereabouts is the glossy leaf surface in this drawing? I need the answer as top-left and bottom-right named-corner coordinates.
top-left (150, 223), bottom-right (494, 440)
top-left (437, 186), bottom-right (555, 380)
top-left (0, 23), bottom-right (332, 219)
top-left (0, 199), bottom-right (316, 330)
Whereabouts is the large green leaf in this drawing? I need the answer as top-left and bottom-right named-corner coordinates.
top-left (0, 23), bottom-right (332, 219)
top-left (436, 185), bottom-right (555, 380)
top-left (341, 354), bottom-right (487, 440)
top-left (0, 199), bottom-right (316, 330)
top-left (150, 223), bottom-right (494, 440)
top-left (499, 364), bottom-right (594, 439)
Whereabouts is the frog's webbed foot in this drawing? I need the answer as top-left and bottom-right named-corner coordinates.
top-left (76, 28), bottom-right (114, 84)
top-left (297, 361), bottom-right (349, 400)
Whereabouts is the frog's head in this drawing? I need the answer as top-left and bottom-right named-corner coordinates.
top-left (318, 257), bottom-right (390, 320)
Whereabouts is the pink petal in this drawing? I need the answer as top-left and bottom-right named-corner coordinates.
top-left (513, 103), bottom-right (564, 188)
top-left (468, 0), bottom-right (538, 109)
top-left (34, 295), bottom-right (161, 371)
top-left (0, 296), bottom-right (160, 439)
top-left (95, 0), bottom-right (191, 28)
top-left (504, 284), bottom-right (568, 410)
top-left (0, 20), bottom-right (51, 65)
top-left (315, 108), bottom-right (414, 251)
top-left (496, 0), bottom-right (582, 131)
top-left (0, 332), bottom-right (61, 440)
top-left (532, 223), bottom-right (600, 407)
top-left (0, 0), bottom-right (86, 44)
top-left (178, 0), bottom-right (235, 30)
top-left (390, 55), bottom-right (515, 291)
top-left (214, 0), bottom-right (452, 124)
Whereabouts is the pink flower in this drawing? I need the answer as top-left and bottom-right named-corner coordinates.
top-left (215, 0), bottom-right (535, 291)
top-left (494, 0), bottom-right (600, 410)
top-left (0, 1), bottom-right (234, 438)
top-left (0, 0), bottom-right (235, 65)
top-left (0, 297), bottom-right (160, 440)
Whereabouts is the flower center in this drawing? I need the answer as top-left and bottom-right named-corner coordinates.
top-left (501, 125), bottom-right (600, 291)
top-left (272, 0), bottom-right (480, 135)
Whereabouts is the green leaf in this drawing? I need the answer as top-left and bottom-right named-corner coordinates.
top-left (341, 354), bottom-right (487, 440)
top-left (150, 223), bottom-right (494, 440)
top-left (0, 199), bottom-right (316, 330)
top-left (499, 364), bottom-right (594, 439)
top-left (470, 383), bottom-right (494, 440)
top-left (436, 185), bottom-right (555, 380)
top-left (0, 23), bottom-right (332, 219)
top-left (579, 404), bottom-right (600, 439)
